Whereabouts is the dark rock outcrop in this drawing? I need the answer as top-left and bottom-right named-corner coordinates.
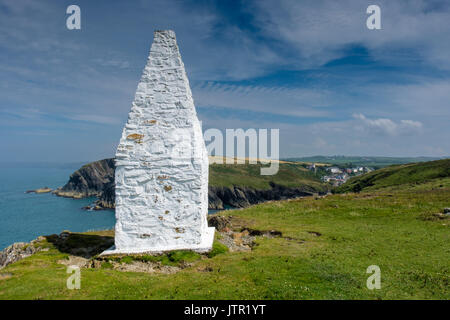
top-left (55, 158), bottom-right (318, 210)
top-left (96, 181), bottom-right (115, 209)
top-left (53, 158), bottom-right (115, 201)
top-left (25, 187), bottom-right (52, 194)
top-left (45, 232), bottom-right (114, 258)
top-left (207, 215), bottom-right (233, 232)
top-left (208, 183), bottom-right (315, 209)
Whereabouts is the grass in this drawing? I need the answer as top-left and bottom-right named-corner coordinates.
top-left (111, 250), bottom-right (203, 267)
top-left (207, 241), bottom-right (229, 258)
top-left (286, 155), bottom-right (441, 169)
top-left (0, 176), bottom-right (448, 299)
top-left (336, 159), bottom-right (450, 193)
top-left (209, 162), bottom-right (326, 192)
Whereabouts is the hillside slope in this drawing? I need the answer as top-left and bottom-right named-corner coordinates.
top-left (2, 176), bottom-right (449, 299)
top-left (286, 155), bottom-right (441, 168)
top-left (336, 159), bottom-right (450, 193)
top-left (209, 162), bottom-right (325, 190)
top-left (54, 158), bottom-right (328, 210)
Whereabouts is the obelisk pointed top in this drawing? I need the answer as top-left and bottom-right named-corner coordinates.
top-left (153, 30), bottom-right (176, 42)
top-left (154, 29), bottom-right (175, 35)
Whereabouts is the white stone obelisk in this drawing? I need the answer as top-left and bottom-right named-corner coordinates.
top-left (104, 30), bottom-right (214, 254)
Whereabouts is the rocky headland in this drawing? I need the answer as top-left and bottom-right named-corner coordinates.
top-left (53, 158), bottom-right (115, 206)
top-left (53, 158), bottom-right (323, 210)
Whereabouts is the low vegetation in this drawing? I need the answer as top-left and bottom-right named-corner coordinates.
top-left (1, 172), bottom-right (448, 299)
top-left (209, 162), bottom-right (327, 192)
top-left (336, 159), bottom-right (450, 193)
top-left (287, 155), bottom-right (440, 169)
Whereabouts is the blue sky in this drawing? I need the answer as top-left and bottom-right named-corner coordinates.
top-left (0, 0), bottom-right (449, 162)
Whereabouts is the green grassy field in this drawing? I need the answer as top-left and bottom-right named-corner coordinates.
top-left (1, 175), bottom-right (448, 299)
top-left (336, 159), bottom-right (450, 193)
top-left (286, 155), bottom-right (441, 168)
top-left (209, 162), bottom-right (327, 192)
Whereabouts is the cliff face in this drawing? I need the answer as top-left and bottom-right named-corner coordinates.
top-left (0, 237), bottom-right (44, 269)
top-left (55, 158), bottom-right (319, 210)
top-left (208, 184), bottom-right (314, 209)
top-left (53, 158), bottom-right (115, 199)
top-left (96, 181), bottom-right (115, 209)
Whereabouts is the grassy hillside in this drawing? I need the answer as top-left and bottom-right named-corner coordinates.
top-left (286, 156), bottom-right (441, 168)
top-left (1, 177), bottom-right (448, 299)
top-left (336, 159), bottom-right (450, 193)
top-left (209, 162), bottom-right (327, 192)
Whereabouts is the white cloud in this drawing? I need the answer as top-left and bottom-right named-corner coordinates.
top-left (193, 82), bottom-right (332, 117)
top-left (250, 0), bottom-right (450, 69)
top-left (400, 119), bottom-right (422, 129)
top-left (94, 58), bottom-right (130, 69)
top-left (0, 0), bottom-right (448, 161)
top-left (353, 113), bottom-right (422, 135)
top-left (65, 114), bottom-right (122, 125)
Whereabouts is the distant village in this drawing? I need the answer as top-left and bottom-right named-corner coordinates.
top-left (306, 163), bottom-right (374, 186)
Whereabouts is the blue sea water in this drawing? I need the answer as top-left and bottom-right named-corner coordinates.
top-left (0, 165), bottom-right (116, 250)
top-left (0, 164), bottom-right (221, 250)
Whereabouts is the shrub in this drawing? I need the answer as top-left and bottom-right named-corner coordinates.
top-left (120, 256), bottom-right (133, 264)
top-left (101, 261), bottom-right (113, 269)
top-left (208, 241), bottom-right (229, 258)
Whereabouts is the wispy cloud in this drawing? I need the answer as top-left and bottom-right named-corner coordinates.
top-left (193, 82), bottom-right (332, 118)
top-left (0, 0), bottom-right (448, 161)
top-left (66, 114), bottom-right (122, 125)
top-left (250, 0), bottom-right (450, 69)
top-left (353, 113), bottom-right (422, 136)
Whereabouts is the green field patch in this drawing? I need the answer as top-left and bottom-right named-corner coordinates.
top-left (0, 170), bottom-right (449, 299)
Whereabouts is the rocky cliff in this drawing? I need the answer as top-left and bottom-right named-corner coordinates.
top-left (0, 237), bottom-right (44, 269)
top-left (53, 158), bottom-right (115, 201)
top-left (208, 183), bottom-right (316, 209)
top-left (55, 158), bottom-right (322, 210)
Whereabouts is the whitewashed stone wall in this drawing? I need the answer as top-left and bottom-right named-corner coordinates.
top-left (109, 30), bottom-right (214, 254)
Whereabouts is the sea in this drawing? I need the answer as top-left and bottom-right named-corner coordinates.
top-left (0, 163), bottom-right (116, 250)
top-left (0, 163), bottom-right (220, 250)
